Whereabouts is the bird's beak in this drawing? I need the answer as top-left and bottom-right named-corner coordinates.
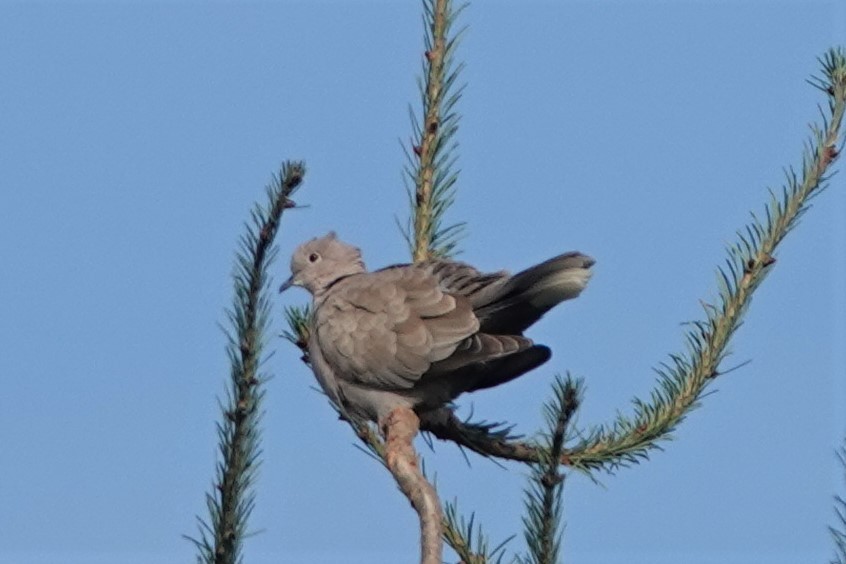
top-left (279, 275), bottom-right (295, 293)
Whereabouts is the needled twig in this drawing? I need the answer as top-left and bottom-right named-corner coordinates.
top-left (406, 0), bottom-right (466, 261)
top-left (831, 440), bottom-right (846, 563)
top-left (521, 377), bottom-right (580, 564)
top-left (412, 0), bottom-right (448, 262)
top-left (383, 407), bottom-right (444, 564)
top-left (190, 162), bottom-right (305, 564)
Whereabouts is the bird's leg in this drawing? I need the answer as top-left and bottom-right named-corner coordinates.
top-left (381, 407), bottom-right (443, 564)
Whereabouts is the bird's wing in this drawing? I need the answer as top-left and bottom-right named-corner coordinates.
top-left (423, 259), bottom-right (510, 304)
top-left (314, 265), bottom-right (480, 391)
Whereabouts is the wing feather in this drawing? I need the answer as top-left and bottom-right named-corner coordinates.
top-left (314, 265), bottom-right (479, 391)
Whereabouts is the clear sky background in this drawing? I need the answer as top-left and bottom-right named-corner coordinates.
top-left (1, 2), bottom-right (845, 563)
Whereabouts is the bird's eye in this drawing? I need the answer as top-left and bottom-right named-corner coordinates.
top-left (308, 252), bottom-right (320, 263)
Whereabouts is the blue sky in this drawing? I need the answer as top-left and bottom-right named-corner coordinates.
top-left (1, 2), bottom-right (844, 563)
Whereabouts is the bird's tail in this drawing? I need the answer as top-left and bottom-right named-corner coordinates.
top-left (473, 252), bottom-right (594, 334)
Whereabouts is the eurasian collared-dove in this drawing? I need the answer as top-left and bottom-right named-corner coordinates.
top-left (281, 232), bottom-right (594, 424)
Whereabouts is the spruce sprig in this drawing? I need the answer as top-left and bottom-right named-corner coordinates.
top-left (188, 162), bottom-right (304, 564)
top-left (443, 499), bottom-right (514, 564)
top-left (519, 376), bottom-right (581, 564)
top-left (281, 304), bottom-right (311, 363)
top-left (403, 0), bottom-right (468, 261)
top-left (563, 47), bottom-right (845, 472)
top-left (831, 440), bottom-right (846, 564)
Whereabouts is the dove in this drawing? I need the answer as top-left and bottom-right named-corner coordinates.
top-left (280, 232), bottom-right (594, 425)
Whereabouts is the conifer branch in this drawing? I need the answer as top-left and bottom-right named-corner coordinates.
top-left (188, 162), bottom-right (304, 564)
top-left (831, 439), bottom-right (846, 564)
top-left (420, 409), bottom-right (528, 460)
top-left (519, 376), bottom-right (580, 564)
top-left (443, 500), bottom-right (513, 564)
top-left (426, 48), bottom-right (846, 471)
top-left (405, 0), bottom-right (466, 261)
top-left (563, 47), bottom-right (845, 472)
top-left (281, 304), bottom-right (311, 364)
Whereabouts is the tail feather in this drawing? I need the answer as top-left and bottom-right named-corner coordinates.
top-left (475, 252), bottom-right (594, 334)
top-left (462, 344), bottom-right (551, 392)
top-left (420, 337), bottom-right (551, 402)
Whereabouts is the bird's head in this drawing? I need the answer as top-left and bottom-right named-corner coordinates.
top-left (280, 232), bottom-right (366, 296)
